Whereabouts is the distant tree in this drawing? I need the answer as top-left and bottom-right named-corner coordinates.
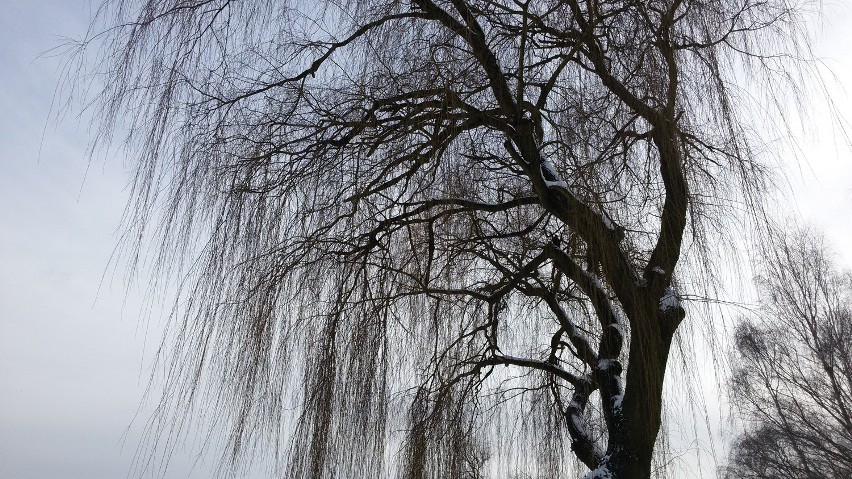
top-left (725, 229), bottom-right (852, 479)
top-left (80, 1), bottom-right (820, 478)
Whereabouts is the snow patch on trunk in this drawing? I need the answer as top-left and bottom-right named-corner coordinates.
top-left (659, 287), bottom-right (681, 312)
top-left (612, 393), bottom-right (624, 411)
top-left (583, 465), bottom-right (613, 479)
top-left (541, 161), bottom-right (570, 191)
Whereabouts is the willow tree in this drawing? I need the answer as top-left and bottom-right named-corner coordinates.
top-left (84, 1), bottom-right (814, 478)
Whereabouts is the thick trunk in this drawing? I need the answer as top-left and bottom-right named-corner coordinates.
top-left (602, 306), bottom-right (676, 479)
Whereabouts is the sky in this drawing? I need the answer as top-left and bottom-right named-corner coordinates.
top-left (0, 1), bottom-right (850, 479)
top-left (0, 2), bottom-right (253, 478)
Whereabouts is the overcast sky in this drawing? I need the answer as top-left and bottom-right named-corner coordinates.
top-left (1, 2), bottom-right (850, 479)
top-left (0, 2), bottom-right (263, 478)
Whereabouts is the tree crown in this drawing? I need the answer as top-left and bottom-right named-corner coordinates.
top-left (76, 1), bottom-right (823, 477)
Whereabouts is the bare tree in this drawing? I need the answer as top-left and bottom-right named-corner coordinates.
top-left (78, 1), bottom-right (820, 478)
top-left (724, 229), bottom-right (852, 479)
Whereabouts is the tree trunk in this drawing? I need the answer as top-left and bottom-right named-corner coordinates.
top-left (604, 306), bottom-right (676, 479)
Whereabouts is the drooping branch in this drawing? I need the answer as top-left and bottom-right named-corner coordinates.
top-left (83, 1), bottom-right (819, 478)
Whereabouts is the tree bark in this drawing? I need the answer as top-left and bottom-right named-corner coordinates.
top-left (605, 305), bottom-right (677, 479)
